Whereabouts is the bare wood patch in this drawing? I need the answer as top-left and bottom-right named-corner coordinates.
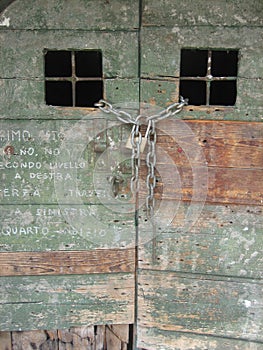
top-left (0, 331), bottom-right (12, 350)
top-left (0, 249), bottom-right (135, 277)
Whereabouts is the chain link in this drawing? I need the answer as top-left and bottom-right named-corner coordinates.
top-left (146, 96), bottom-right (188, 122)
top-left (130, 123), bottom-right (142, 195)
top-left (145, 120), bottom-right (157, 219)
top-left (95, 98), bottom-right (188, 218)
top-left (94, 99), bottom-right (138, 125)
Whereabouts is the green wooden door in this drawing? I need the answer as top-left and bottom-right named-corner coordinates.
top-left (0, 1), bottom-right (263, 350)
top-left (137, 1), bottom-right (263, 349)
top-left (0, 0), bottom-right (139, 331)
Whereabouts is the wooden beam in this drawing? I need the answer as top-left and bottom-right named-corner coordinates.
top-left (139, 119), bottom-right (263, 206)
top-left (0, 274), bottom-right (134, 331)
top-left (0, 248), bottom-right (135, 277)
top-left (138, 270), bottom-right (263, 343)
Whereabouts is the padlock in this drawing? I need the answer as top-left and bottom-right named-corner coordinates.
top-left (126, 135), bottom-right (147, 153)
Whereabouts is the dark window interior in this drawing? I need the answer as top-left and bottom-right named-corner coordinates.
top-left (45, 51), bottom-right (72, 77)
top-left (210, 81), bottom-right (237, 105)
top-left (179, 49), bottom-right (238, 106)
top-left (180, 49), bottom-right (208, 77)
top-left (76, 81), bottom-right (104, 107)
top-left (44, 50), bottom-right (103, 107)
top-left (75, 51), bottom-right (102, 77)
top-left (179, 81), bottom-right (206, 105)
top-left (45, 81), bottom-right (72, 106)
top-left (211, 50), bottom-right (238, 77)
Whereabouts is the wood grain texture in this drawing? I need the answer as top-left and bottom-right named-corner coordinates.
top-left (0, 325), bottom-right (131, 350)
top-left (141, 27), bottom-right (263, 79)
top-left (142, 166), bottom-right (262, 205)
top-left (0, 204), bottom-right (134, 252)
top-left (142, 0), bottom-right (263, 27)
top-left (140, 79), bottom-right (263, 121)
top-left (0, 274), bottom-right (134, 331)
top-left (0, 249), bottom-right (135, 276)
top-left (139, 205), bottom-right (263, 279)
top-left (0, 0), bottom-right (139, 30)
top-left (137, 327), bottom-right (263, 350)
top-left (0, 31), bottom-right (138, 79)
top-left (0, 79), bottom-right (139, 119)
top-left (106, 325), bottom-right (129, 350)
top-left (139, 119), bottom-right (263, 205)
top-left (0, 331), bottom-right (12, 350)
top-left (158, 120), bottom-right (263, 168)
top-left (138, 270), bottom-right (263, 343)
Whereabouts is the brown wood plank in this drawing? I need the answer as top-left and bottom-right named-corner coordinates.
top-left (0, 331), bottom-right (12, 350)
top-left (106, 325), bottom-right (129, 350)
top-left (139, 119), bottom-right (263, 206)
top-left (157, 120), bottom-right (263, 168)
top-left (11, 330), bottom-right (57, 349)
top-left (140, 166), bottom-right (262, 205)
top-left (0, 248), bottom-right (135, 277)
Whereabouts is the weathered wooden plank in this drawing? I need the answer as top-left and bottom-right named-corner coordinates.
top-left (138, 270), bottom-right (263, 342)
top-left (1, 119), bottom-right (262, 206)
top-left (138, 119), bottom-right (263, 205)
top-left (95, 325), bottom-right (106, 350)
top-left (138, 205), bottom-right (263, 276)
top-left (0, 331), bottom-right (12, 350)
top-left (0, 78), bottom-right (139, 119)
top-left (0, 0), bottom-right (139, 30)
top-left (0, 118), bottom-right (132, 204)
top-left (142, 0), bottom-right (263, 27)
top-left (108, 324), bottom-right (129, 344)
top-left (0, 273), bottom-right (134, 331)
top-left (139, 229), bottom-right (262, 279)
top-left (106, 325), bottom-right (129, 350)
top-left (0, 249), bottom-right (135, 276)
top-left (137, 326), bottom-right (263, 350)
top-left (141, 166), bottom-right (263, 205)
top-left (0, 30), bottom-right (138, 79)
top-left (140, 79), bottom-right (263, 121)
top-left (11, 330), bottom-right (58, 350)
top-left (0, 205), bottom-right (134, 251)
top-left (141, 27), bottom-right (263, 79)
top-left (157, 120), bottom-right (263, 168)
top-left (58, 327), bottom-right (94, 349)
top-left (144, 203), bottom-right (263, 235)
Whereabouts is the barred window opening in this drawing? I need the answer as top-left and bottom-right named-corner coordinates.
top-left (179, 49), bottom-right (238, 106)
top-left (44, 50), bottom-right (103, 107)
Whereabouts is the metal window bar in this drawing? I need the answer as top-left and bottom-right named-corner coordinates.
top-left (45, 50), bottom-right (103, 107)
top-left (180, 49), bottom-right (238, 106)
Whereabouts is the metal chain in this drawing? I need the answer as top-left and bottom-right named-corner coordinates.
top-left (146, 96), bottom-right (188, 122)
top-left (94, 100), bottom-right (138, 125)
top-left (130, 123), bottom-right (142, 195)
top-left (145, 120), bottom-right (157, 219)
top-left (95, 97), bottom-right (188, 218)
top-left (144, 96), bottom-right (188, 218)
